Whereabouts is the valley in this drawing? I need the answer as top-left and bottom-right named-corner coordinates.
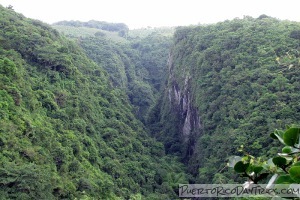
top-left (1, 5), bottom-right (300, 199)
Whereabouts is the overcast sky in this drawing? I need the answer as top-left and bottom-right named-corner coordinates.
top-left (0, 0), bottom-right (299, 29)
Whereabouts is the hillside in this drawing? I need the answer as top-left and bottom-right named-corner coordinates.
top-left (58, 16), bottom-right (300, 188)
top-left (2, 3), bottom-right (300, 199)
top-left (53, 21), bottom-right (173, 122)
top-left (150, 15), bottom-right (300, 183)
top-left (0, 5), bottom-right (187, 199)
top-left (52, 25), bottom-right (128, 43)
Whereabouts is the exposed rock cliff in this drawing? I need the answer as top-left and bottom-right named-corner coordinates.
top-left (165, 52), bottom-right (201, 159)
top-left (158, 17), bottom-right (300, 182)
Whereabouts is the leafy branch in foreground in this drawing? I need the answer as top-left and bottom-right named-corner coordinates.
top-left (229, 126), bottom-right (300, 198)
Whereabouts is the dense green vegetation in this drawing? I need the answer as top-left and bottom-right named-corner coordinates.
top-left (0, 5), bottom-right (187, 199)
top-left (229, 126), bottom-right (300, 199)
top-left (1, 3), bottom-right (300, 199)
top-left (53, 21), bottom-right (172, 122)
top-left (150, 16), bottom-right (300, 184)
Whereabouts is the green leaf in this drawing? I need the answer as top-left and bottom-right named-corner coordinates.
top-left (234, 161), bottom-right (249, 173)
top-left (275, 175), bottom-right (294, 184)
top-left (289, 166), bottom-right (300, 183)
top-left (292, 162), bottom-right (300, 167)
top-left (283, 127), bottom-right (300, 146)
top-left (282, 146), bottom-right (292, 153)
top-left (270, 132), bottom-right (277, 139)
top-left (272, 157), bottom-right (287, 167)
top-left (272, 130), bottom-right (285, 145)
top-left (252, 166), bottom-right (264, 174)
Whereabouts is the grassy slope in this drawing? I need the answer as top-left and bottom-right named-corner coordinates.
top-left (52, 25), bottom-right (128, 43)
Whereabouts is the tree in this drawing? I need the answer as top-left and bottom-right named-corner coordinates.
top-left (229, 126), bottom-right (300, 199)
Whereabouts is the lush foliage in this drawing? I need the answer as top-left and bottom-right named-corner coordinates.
top-left (54, 22), bottom-right (172, 122)
top-left (2, 4), bottom-right (300, 199)
top-left (0, 5), bottom-right (187, 199)
top-left (151, 16), bottom-right (300, 184)
top-left (229, 126), bottom-right (300, 199)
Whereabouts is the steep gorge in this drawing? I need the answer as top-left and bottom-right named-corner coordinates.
top-left (1, 4), bottom-right (300, 199)
top-left (153, 16), bottom-right (300, 183)
top-left (0, 6), bottom-right (186, 199)
top-left (160, 52), bottom-right (202, 160)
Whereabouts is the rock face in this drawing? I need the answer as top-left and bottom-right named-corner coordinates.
top-left (166, 53), bottom-right (201, 158)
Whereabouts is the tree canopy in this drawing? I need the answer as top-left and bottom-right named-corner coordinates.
top-left (151, 16), bottom-right (300, 184)
top-left (0, 5), bottom-right (186, 199)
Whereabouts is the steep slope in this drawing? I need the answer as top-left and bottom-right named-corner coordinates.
top-left (0, 6), bottom-right (187, 199)
top-left (152, 16), bottom-right (300, 183)
top-left (78, 36), bottom-right (156, 121)
top-left (53, 22), bottom-right (172, 122)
